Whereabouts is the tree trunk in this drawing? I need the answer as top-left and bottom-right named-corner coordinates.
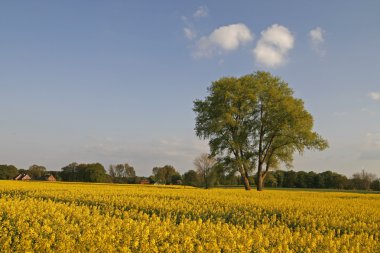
top-left (257, 174), bottom-right (264, 191)
top-left (256, 163), bottom-right (264, 191)
top-left (242, 175), bottom-right (251, 190)
top-left (204, 172), bottom-right (208, 189)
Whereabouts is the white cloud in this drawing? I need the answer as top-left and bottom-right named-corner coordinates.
top-left (369, 92), bottom-right (380, 101)
top-left (181, 16), bottom-right (197, 40)
top-left (182, 6), bottom-right (209, 40)
top-left (193, 6), bottom-right (208, 18)
top-left (309, 27), bottom-right (326, 57)
top-left (309, 27), bottom-right (324, 44)
top-left (184, 27), bottom-right (197, 40)
top-left (194, 23), bottom-right (253, 58)
top-left (253, 24), bottom-right (294, 68)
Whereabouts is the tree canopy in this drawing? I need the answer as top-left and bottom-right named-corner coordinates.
top-left (28, 164), bottom-right (47, 179)
top-left (194, 71), bottom-right (328, 190)
top-left (194, 153), bottom-right (217, 189)
top-left (60, 163), bottom-right (108, 183)
top-left (109, 163), bottom-right (136, 183)
top-left (0, 164), bottom-right (19, 180)
top-left (152, 165), bottom-right (181, 185)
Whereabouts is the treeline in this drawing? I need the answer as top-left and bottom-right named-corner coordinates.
top-left (183, 168), bottom-right (380, 191)
top-left (60, 163), bottom-right (152, 184)
top-left (1, 163), bottom-right (379, 191)
top-left (261, 170), bottom-right (380, 191)
top-left (0, 164), bottom-right (59, 181)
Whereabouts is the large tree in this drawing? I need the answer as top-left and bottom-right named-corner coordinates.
top-left (194, 71), bottom-right (328, 191)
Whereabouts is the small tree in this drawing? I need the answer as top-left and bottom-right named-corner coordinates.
top-left (194, 153), bottom-right (217, 189)
top-left (183, 170), bottom-right (200, 187)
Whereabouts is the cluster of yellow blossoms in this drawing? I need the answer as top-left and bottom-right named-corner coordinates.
top-left (0, 181), bottom-right (379, 252)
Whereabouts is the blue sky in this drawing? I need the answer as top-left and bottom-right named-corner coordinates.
top-left (1, 1), bottom-right (379, 176)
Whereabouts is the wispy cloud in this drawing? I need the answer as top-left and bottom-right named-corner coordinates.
top-left (193, 6), bottom-right (208, 18)
top-left (182, 6), bottom-right (209, 40)
top-left (181, 16), bottom-right (197, 40)
top-left (309, 27), bottom-right (326, 57)
top-left (253, 24), bottom-right (294, 68)
top-left (369, 92), bottom-right (380, 101)
top-left (184, 27), bottom-right (197, 40)
top-left (194, 23), bottom-right (253, 58)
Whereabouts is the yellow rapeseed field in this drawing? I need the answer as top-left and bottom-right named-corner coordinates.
top-left (0, 181), bottom-right (379, 252)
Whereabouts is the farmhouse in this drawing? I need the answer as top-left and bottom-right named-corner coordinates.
top-left (44, 175), bottom-right (56, 181)
top-left (13, 174), bottom-right (31, 180)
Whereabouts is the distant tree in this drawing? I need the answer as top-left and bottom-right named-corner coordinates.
top-left (331, 172), bottom-right (348, 189)
top-left (28, 164), bottom-right (47, 179)
top-left (82, 163), bottom-right (108, 182)
top-left (305, 171), bottom-right (317, 188)
top-left (0, 164), bottom-right (19, 180)
top-left (272, 170), bottom-right (285, 187)
top-left (313, 173), bottom-right (325, 188)
top-left (109, 165), bottom-right (116, 179)
top-left (295, 171), bottom-right (309, 188)
top-left (183, 170), bottom-right (200, 187)
top-left (350, 170), bottom-right (377, 190)
top-left (171, 173), bottom-right (182, 185)
top-left (152, 165), bottom-right (181, 185)
top-left (194, 153), bottom-right (217, 189)
top-left (60, 163), bottom-right (107, 183)
top-left (115, 164), bottom-right (124, 178)
top-left (60, 162), bottom-right (78, 181)
top-left (194, 72), bottom-right (328, 191)
top-left (283, 170), bottom-right (297, 188)
top-left (371, 179), bottom-right (380, 191)
top-left (264, 172), bottom-right (278, 187)
top-left (17, 168), bottom-right (27, 174)
top-left (109, 163), bottom-right (136, 183)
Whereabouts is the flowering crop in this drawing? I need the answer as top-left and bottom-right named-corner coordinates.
top-left (0, 181), bottom-right (379, 252)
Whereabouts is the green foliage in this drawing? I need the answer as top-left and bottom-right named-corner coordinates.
top-left (182, 170), bottom-right (200, 187)
top-left (350, 170), bottom-right (377, 190)
top-left (194, 153), bottom-right (217, 189)
top-left (28, 164), bottom-right (47, 179)
top-left (194, 71), bottom-right (328, 190)
top-left (152, 165), bottom-right (181, 185)
top-left (60, 163), bottom-right (108, 183)
top-left (0, 164), bottom-right (19, 180)
top-left (109, 163), bottom-right (136, 183)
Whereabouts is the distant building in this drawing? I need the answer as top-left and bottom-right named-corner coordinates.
top-left (44, 175), bottom-right (56, 181)
top-left (13, 174), bottom-right (31, 181)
